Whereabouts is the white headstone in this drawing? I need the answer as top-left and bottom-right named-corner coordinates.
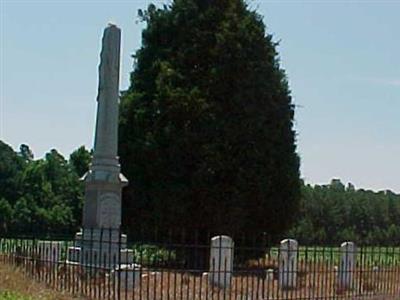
top-left (38, 241), bottom-right (62, 263)
top-left (266, 268), bottom-right (274, 281)
top-left (209, 235), bottom-right (234, 288)
top-left (338, 241), bottom-right (356, 289)
top-left (112, 264), bottom-right (141, 290)
top-left (279, 239), bottom-right (298, 289)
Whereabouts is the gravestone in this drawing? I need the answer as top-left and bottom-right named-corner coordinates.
top-left (209, 235), bottom-right (234, 288)
top-left (279, 239), bottom-right (298, 289)
top-left (112, 264), bottom-right (139, 291)
top-left (338, 241), bottom-right (356, 289)
top-left (37, 241), bottom-right (62, 263)
top-left (67, 25), bottom-right (135, 278)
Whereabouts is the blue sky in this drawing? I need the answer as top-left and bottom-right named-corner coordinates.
top-left (1, 0), bottom-right (399, 192)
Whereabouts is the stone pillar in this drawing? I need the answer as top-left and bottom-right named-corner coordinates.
top-left (68, 24), bottom-right (133, 271)
top-left (279, 239), bottom-right (298, 289)
top-left (93, 23), bottom-right (121, 164)
top-left (82, 24), bottom-right (127, 231)
top-left (209, 235), bottom-right (234, 288)
top-left (338, 241), bottom-right (356, 289)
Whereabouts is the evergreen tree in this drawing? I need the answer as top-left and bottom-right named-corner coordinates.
top-left (119, 0), bottom-right (300, 240)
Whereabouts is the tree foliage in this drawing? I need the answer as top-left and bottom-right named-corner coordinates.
top-left (0, 141), bottom-right (398, 245)
top-left (0, 140), bottom-right (88, 235)
top-left (0, 141), bottom-right (24, 204)
top-left (69, 146), bottom-right (91, 178)
top-left (288, 179), bottom-right (400, 246)
top-left (119, 0), bottom-right (300, 240)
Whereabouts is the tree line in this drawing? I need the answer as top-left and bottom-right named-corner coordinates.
top-left (0, 140), bottom-right (398, 244)
top-left (0, 140), bottom-right (90, 235)
top-left (290, 179), bottom-right (400, 246)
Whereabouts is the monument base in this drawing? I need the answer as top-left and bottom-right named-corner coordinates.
top-left (67, 228), bottom-right (135, 269)
top-left (112, 264), bottom-right (142, 290)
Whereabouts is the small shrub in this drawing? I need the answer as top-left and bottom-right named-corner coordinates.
top-left (131, 244), bottom-right (176, 266)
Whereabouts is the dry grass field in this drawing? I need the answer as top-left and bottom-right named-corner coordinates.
top-left (2, 261), bottom-right (399, 300)
top-left (1, 253), bottom-right (399, 300)
top-left (0, 263), bottom-right (86, 300)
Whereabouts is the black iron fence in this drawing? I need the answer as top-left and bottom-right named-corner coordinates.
top-left (0, 228), bottom-right (399, 299)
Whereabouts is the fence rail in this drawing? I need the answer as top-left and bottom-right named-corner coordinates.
top-left (0, 228), bottom-right (399, 300)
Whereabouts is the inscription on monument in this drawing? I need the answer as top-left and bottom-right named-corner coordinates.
top-left (98, 192), bottom-right (120, 228)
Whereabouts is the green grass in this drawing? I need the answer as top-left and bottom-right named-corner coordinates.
top-left (0, 291), bottom-right (33, 300)
top-left (267, 246), bottom-right (400, 266)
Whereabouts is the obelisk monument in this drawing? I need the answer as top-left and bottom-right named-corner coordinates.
top-left (69, 24), bottom-right (132, 268)
top-left (82, 23), bottom-right (128, 230)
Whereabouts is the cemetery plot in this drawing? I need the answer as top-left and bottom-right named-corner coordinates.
top-left (1, 234), bottom-right (399, 300)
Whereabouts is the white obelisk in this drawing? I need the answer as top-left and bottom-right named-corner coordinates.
top-left (69, 24), bottom-right (133, 269)
top-left (82, 23), bottom-right (128, 231)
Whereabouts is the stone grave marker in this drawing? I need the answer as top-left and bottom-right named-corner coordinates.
top-left (209, 235), bottom-right (234, 288)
